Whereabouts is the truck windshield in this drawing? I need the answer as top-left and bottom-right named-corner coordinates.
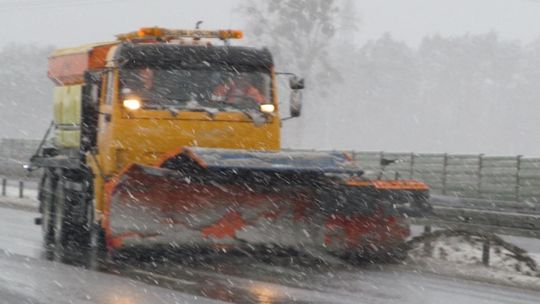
top-left (120, 68), bottom-right (271, 111)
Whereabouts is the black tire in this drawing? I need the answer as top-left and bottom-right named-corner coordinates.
top-left (52, 176), bottom-right (89, 265)
top-left (87, 221), bottom-right (108, 270)
top-left (39, 171), bottom-right (57, 260)
top-left (85, 199), bottom-right (108, 270)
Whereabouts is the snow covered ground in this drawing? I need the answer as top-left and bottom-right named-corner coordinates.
top-left (406, 233), bottom-right (540, 291)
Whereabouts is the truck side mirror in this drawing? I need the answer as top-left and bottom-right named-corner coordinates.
top-left (290, 90), bottom-right (302, 117)
top-left (289, 76), bottom-right (304, 117)
top-left (289, 76), bottom-right (305, 90)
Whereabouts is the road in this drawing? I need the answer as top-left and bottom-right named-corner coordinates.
top-left (0, 250), bottom-right (224, 304)
top-left (0, 205), bottom-right (540, 303)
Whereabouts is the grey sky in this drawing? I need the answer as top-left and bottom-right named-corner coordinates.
top-left (0, 0), bottom-right (243, 46)
top-left (1, 0), bottom-right (540, 47)
top-left (356, 0), bottom-right (540, 45)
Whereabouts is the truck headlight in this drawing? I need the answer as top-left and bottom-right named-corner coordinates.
top-left (260, 104), bottom-right (275, 113)
top-left (123, 98), bottom-right (142, 110)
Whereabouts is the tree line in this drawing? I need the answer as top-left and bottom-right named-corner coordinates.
top-left (241, 0), bottom-right (540, 155)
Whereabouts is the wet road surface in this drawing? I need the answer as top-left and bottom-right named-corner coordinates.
top-left (0, 250), bottom-right (225, 304)
top-left (1, 205), bottom-right (540, 303)
top-left (115, 252), bottom-right (540, 304)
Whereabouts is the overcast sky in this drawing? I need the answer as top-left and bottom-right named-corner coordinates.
top-left (1, 0), bottom-right (540, 154)
top-left (1, 0), bottom-right (540, 47)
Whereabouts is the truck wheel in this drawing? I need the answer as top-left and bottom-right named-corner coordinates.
top-left (52, 176), bottom-right (88, 265)
top-left (85, 201), bottom-right (108, 270)
top-left (40, 172), bottom-right (57, 260)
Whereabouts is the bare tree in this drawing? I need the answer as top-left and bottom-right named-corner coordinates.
top-left (240, 0), bottom-right (341, 89)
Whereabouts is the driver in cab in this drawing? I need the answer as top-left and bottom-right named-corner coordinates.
top-left (212, 73), bottom-right (265, 105)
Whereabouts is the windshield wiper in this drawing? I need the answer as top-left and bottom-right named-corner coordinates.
top-left (181, 107), bottom-right (220, 117)
top-left (215, 104), bottom-right (267, 125)
top-left (147, 98), bottom-right (265, 124)
top-left (145, 98), bottom-right (218, 117)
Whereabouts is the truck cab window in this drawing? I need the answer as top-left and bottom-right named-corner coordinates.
top-left (105, 71), bottom-right (115, 105)
top-left (119, 68), bottom-right (271, 112)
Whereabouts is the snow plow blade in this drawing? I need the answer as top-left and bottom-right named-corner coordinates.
top-left (103, 147), bottom-right (431, 256)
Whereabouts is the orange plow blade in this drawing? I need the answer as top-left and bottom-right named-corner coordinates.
top-left (103, 148), bottom-right (430, 256)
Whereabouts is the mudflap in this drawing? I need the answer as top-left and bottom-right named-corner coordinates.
top-left (102, 148), bottom-right (425, 258)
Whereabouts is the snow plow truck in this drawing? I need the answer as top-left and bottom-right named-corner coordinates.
top-left (30, 27), bottom-right (431, 266)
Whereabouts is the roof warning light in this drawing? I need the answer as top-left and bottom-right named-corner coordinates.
top-left (117, 27), bottom-right (244, 42)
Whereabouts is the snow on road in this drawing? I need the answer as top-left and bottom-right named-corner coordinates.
top-left (0, 207), bottom-right (41, 258)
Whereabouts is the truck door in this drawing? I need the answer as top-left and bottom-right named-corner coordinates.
top-left (81, 72), bottom-right (101, 152)
top-left (96, 70), bottom-right (117, 175)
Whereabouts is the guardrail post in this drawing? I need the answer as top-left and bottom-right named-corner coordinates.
top-left (477, 154), bottom-right (484, 198)
top-left (1, 179), bottom-right (5, 196)
top-left (515, 155), bottom-right (522, 202)
top-left (482, 238), bottom-right (490, 266)
top-left (423, 225), bottom-right (433, 256)
top-left (442, 154), bottom-right (448, 195)
top-left (378, 151), bottom-right (385, 179)
top-left (409, 153), bottom-right (415, 179)
top-left (18, 181), bottom-right (24, 198)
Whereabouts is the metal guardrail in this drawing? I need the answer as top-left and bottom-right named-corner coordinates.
top-left (412, 195), bottom-right (540, 239)
top-left (410, 195), bottom-right (540, 267)
top-left (2, 138), bottom-right (540, 203)
top-left (353, 152), bottom-right (540, 205)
